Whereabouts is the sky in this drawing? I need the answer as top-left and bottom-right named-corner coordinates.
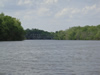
top-left (0, 0), bottom-right (100, 32)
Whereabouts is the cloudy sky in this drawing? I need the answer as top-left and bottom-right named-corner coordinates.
top-left (0, 0), bottom-right (100, 31)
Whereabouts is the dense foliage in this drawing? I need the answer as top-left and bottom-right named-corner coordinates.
top-left (25, 29), bottom-right (54, 39)
top-left (54, 25), bottom-right (100, 40)
top-left (0, 13), bottom-right (25, 41)
top-left (25, 25), bottom-right (100, 40)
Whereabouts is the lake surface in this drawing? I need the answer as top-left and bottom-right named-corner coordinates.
top-left (0, 40), bottom-right (100, 75)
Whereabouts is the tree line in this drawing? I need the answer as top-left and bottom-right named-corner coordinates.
top-left (25, 28), bottom-right (54, 39)
top-left (54, 25), bottom-right (100, 40)
top-left (25, 25), bottom-right (100, 40)
top-left (0, 13), bottom-right (100, 41)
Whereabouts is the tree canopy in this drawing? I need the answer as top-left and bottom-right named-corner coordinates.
top-left (54, 25), bottom-right (100, 40)
top-left (25, 25), bottom-right (100, 40)
top-left (25, 28), bottom-right (54, 39)
top-left (0, 13), bottom-right (25, 41)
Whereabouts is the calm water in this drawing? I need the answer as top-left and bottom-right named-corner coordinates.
top-left (0, 40), bottom-right (100, 75)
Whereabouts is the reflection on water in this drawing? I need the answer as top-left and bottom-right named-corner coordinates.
top-left (0, 40), bottom-right (100, 75)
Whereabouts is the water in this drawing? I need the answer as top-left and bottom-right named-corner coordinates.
top-left (0, 40), bottom-right (100, 75)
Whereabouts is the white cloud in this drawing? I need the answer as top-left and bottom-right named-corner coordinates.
top-left (23, 15), bottom-right (31, 20)
top-left (82, 4), bottom-right (96, 14)
top-left (96, 7), bottom-right (100, 13)
top-left (43, 0), bottom-right (58, 4)
top-left (0, 0), bottom-right (7, 8)
top-left (71, 8), bottom-right (80, 14)
top-left (0, 2), bottom-right (4, 7)
top-left (1, 0), bottom-right (100, 31)
top-left (55, 8), bottom-right (80, 18)
top-left (55, 8), bottom-right (69, 17)
top-left (55, 4), bottom-right (97, 18)
top-left (37, 7), bottom-right (50, 16)
top-left (18, 0), bottom-right (32, 6)
top-left (14, 10), bottom-right (35, 19)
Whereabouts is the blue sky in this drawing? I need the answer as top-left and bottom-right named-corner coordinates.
top-left (0, 0), bottom-right (100, 31)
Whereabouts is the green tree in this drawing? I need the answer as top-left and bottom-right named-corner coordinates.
top-left (25, 28), bottom-right (54, 39)
top-left (0, 13), bottom-right (25, 41)
top-left (54, 25), bottom-right (100, 40)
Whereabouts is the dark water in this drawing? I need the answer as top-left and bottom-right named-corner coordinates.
top-left (0, 40), bottom-right (100, 75)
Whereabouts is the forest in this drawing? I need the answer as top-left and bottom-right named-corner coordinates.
top-left (25, 28), bottom-right (54, 39)
top-left (0, 13), bottom-right (100, 41)
top-left (25, 25), bottom-right (100, 40)
top-left (54, 25), bottom-right (100, 40)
